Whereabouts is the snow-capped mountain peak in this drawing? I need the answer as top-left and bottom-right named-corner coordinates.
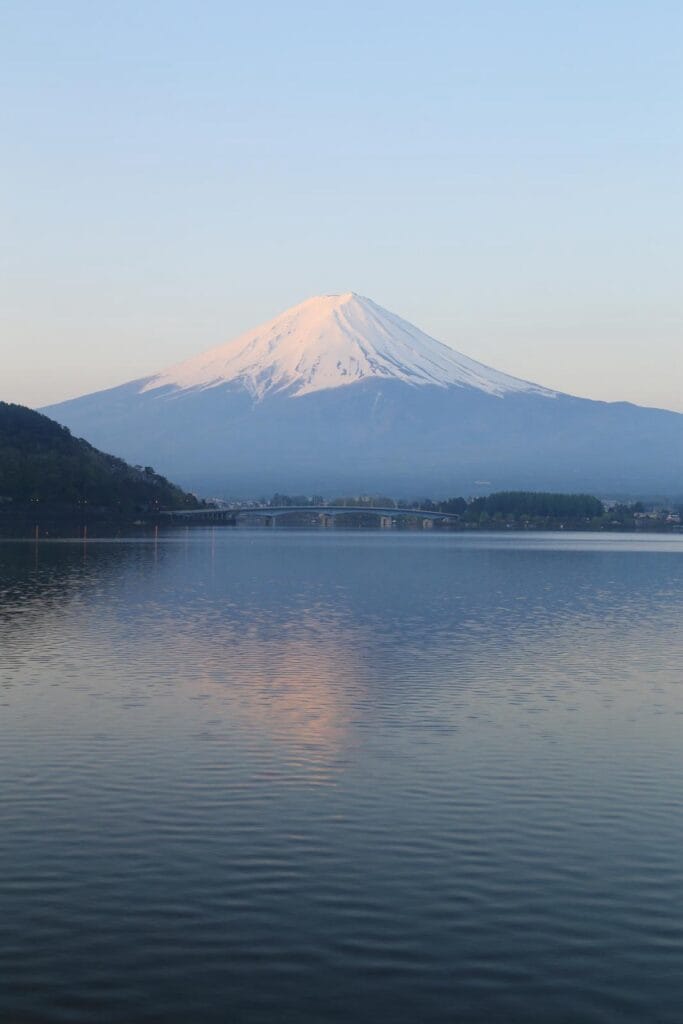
top-left (141, 292), bottom-right (554, 400)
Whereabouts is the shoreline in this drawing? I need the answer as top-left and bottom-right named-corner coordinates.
top-left (1, 519), bottom-right (681, 540)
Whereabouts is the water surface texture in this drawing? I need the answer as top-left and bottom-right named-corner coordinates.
top-left (1, 531), bottom-right (682, 1023)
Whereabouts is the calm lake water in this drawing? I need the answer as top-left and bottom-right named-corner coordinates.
top-left (1, 530), bottom-right (682, 1024)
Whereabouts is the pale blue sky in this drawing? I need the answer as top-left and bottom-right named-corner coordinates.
top-left (2, 0), bottom-right (681, 410)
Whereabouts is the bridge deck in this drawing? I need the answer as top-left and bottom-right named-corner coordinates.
top-left (162, 505), bottom-right (460, 523)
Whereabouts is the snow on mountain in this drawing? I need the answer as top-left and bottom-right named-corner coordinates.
top-left (141, 292), bottom-right (555, 400)
top-left (42, 291), bottom-right (683, 498)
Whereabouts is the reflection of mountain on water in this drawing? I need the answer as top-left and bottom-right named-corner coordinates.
top-left (0, 537), bottom-right (371, 770)
top-left (2, 532), bottom-right (682, 757)
top-left (180, 631), bottom-right (365, 772)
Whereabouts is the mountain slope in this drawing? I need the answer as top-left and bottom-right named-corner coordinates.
top-left (141, 293), bottom-right (555, 400)
top-left (42, 294), bottom-right (683, 497)
top-left (0, 402), bottom-right (199, 510)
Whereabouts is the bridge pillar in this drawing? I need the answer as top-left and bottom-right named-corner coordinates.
top-left (265, 515), bottom-right (275, 528)
top-left (422, 518), bottom-right (434, 529)
top-left (319, 513), bottom-right (335, 528)
top-left (380, 516), bottom-right (393, 529)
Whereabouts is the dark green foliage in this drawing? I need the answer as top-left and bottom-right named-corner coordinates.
top-left (223, 490), bottom-right (666, 530)
top-left (0, 403), bottom-right (200, 513)
top-left (264, 491), bottom-right (607, 525)
top-left (436, 496), bottom-right (468, 516)
top-left (463, 491), bottom-right (604, 521)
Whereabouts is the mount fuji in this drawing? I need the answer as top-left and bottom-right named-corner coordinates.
top-left (43, 293), bottom-right (682, 497)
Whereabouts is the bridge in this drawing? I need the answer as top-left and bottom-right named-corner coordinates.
top-left (161, 505), bottom-right (460, 528)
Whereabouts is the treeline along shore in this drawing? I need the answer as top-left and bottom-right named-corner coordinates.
top-left (209, 492), bottom-right (682, 532)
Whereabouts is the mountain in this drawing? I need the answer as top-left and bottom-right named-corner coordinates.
top-left (0, 402), bottom-right (200, 512)
top-left (141, 292), bottom-right (554, 400)
top-left (43, 293), bottom-right (683, 497)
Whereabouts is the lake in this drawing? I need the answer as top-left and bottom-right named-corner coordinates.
top-left (1, 530), bottom-right (682, 1023)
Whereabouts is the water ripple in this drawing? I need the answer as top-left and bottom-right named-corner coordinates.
top-left (0, 532), bottom-right (682, 1023)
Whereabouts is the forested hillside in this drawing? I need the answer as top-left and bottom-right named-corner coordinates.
top-left (0, 402), bottom-right (200, 513)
